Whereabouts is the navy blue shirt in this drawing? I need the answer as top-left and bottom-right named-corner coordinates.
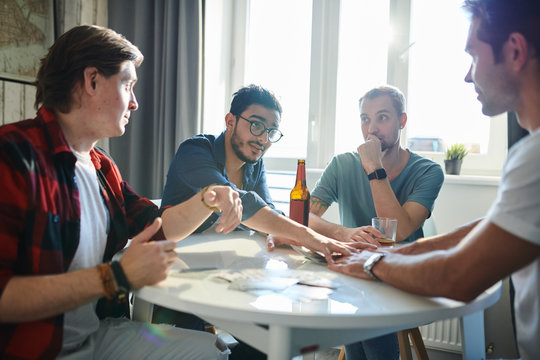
top-left (162, 131), bottom-right (282, 232)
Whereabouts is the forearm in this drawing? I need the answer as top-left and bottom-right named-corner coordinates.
top-left (370, 180), bottom-right (422, 241)
top-left (308, 213), bottom-right (345, 239)
top-left (373, 250), bottom-right (462, 298)
top-left (396, 219), bottom-right (481, 255)
top-left (243, 206), bottom-right (314, 240)
top-left (161, 191), bottom-right (213, 240)
top-left (374, 219), bottom-right (519, 301)
top-left (0, 267), bottom-right (104, 323)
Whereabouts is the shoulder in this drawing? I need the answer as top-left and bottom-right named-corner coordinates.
top-left (317, 152), bottom-right (362, 184)
top-left (501, 129), bottom-right (540, 181)
top-left (408, 151), bottom-right (443, 173)
top-left (328, 151), bottom-right (361, 168)
top-left (507, 129), bottom-right (540, 165)
top-left (0, 119), bottom-right (49, 165)
top-left (178, 133), bottom-right (219, 153)
top-left (0, 118), bottom-right (42, 145)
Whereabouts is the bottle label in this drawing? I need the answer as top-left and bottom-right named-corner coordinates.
top-left (290, 199), bottom-right (309, 226)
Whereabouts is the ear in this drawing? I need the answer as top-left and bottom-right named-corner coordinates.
top-left (506, 32), bottom-right (528, 71)
top-left (225, 113), bottom-right (237, 131)
top-left (82, 67), bottom-right (100, 94)
top-left (399, 113), bottom-right (408, 129)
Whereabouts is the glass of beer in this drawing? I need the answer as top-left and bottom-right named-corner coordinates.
top-left (372, 217), bottom-right (398, 247)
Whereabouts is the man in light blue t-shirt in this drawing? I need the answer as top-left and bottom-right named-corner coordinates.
top-left (310, 85), bottom-right (444, 360)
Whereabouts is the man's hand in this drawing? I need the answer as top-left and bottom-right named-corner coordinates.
top-left (204, 185), bottom-right (242, 233)
top-left (327, 251), bottom-right (377, 280)
top-left (267, 233), bottom-right (378, 263)
top-left (357, 135), bottom-right (384, 174)
top-left (335, 225), bottom-right (382, 247)
top-left (120, 218), bottom-right (177, 289)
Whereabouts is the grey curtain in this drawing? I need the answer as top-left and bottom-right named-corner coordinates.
top-left (108, 0), bottom-right (203, 198)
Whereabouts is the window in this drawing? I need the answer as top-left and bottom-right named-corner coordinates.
top-left (243, 0), bottom-right (312, 159)
top-left (405, 0), bottom-right (506, 175)
top-left (203, 0), bottom-right (507, 176)
top-left (334, 0), bottom-right (390, 155)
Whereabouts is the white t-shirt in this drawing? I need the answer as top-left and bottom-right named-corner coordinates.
top-left (486, 127), bottom-right (540, 360)
top-left (59, 149), bottom-right (109, 357)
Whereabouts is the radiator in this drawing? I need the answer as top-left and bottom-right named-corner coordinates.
top-left (420, 318), bottom-right (462, 353)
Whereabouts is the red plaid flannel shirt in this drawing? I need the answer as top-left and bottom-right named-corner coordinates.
top-left (0, 107), bottom-right (166, 359)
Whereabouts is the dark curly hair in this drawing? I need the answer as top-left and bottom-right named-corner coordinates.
top-left (229, 84), bottom-right (282, 117)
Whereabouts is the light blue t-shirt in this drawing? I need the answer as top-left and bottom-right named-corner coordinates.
top-left (311, 150), bottom-right (444, 243)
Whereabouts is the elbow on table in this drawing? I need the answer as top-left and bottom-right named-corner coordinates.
top-left (441, 277), bottom-right (487, 303)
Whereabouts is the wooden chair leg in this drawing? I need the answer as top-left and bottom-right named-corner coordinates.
top-left (398, 330), bottom-right (414, 360)
top-left (338, 346), bottom-right (346, 360)
top-left (339, 328), bottom-right (428, 360)
top-left (409, 327), bottom-right (429, 360)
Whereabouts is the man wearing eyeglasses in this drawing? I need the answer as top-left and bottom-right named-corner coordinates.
top-left (161, 84), bottom-right (369, 359)
top-left (161, 84), bottom-right (283, 234)
top-left (162, 84), bottom-right (364, 258)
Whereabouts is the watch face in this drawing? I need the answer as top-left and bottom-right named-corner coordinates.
top-left (368, 168), bottom-right (387, 180)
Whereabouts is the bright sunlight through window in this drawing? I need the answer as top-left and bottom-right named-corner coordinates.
top-left (406, 0), bottom-right (490, 154)
top-left (244, 0), bottom-right (312, 159)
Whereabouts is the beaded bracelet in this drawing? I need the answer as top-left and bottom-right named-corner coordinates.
top-left (96, 263), bottom-right (117, 300)
top-left (201, 185), bottom-right (221, 212)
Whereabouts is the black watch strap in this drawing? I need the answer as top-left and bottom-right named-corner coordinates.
top-left (110, 261), bottom-right (132, 301)
top-left (367, 168), bottom-right (387, 180)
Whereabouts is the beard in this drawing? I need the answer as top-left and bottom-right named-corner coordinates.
top-left (230, 127), bottom-right (265, 164)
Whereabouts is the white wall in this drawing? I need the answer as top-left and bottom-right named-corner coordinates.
top-left (431, 175), bottom-right (499, 233)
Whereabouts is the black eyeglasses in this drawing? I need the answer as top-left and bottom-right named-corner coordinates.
top-left (237, 115), bottom-right (283, 143)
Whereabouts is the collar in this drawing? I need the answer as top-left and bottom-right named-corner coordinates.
top-left (39, 107), bottom-right (72, 156)
top-left (39, 106), bottom-right (102, 169)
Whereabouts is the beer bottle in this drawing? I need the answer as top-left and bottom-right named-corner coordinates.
top-left (290, 159), bottom-right (310, 226)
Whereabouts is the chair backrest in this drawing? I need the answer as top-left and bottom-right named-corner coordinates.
top-left (422, 217), bottom-right (437, 237)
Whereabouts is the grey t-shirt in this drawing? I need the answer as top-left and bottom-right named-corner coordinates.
top-left (312, 150), bottom-right (444, 243)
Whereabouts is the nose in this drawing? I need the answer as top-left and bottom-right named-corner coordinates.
top-left (464, 63), bottom-right (473, 83)
top-left (129, 91), bottom-right (138, 111)
top-left (256, 130), bottom-right (270, 144)
top-left (368, 121), bottom-right (378, 135)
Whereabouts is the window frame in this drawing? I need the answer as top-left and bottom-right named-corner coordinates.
top-left (203, 0), bottom-right (507, 176)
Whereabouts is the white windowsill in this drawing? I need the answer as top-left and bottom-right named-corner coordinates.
top-left (443, 174), bottom-right (500, 187)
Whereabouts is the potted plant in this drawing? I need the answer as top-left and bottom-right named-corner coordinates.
top-left (444, 143), bottom-right (469, 175)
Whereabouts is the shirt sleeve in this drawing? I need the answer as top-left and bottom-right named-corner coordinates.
top-left (487, 134), bottom-right (540, 245)
top-left (311, 156), bottom-right (340, 206)
top-left (405, 161), bottom-right (445, 215)
top-left (0, 139), bottom-right (30, 296)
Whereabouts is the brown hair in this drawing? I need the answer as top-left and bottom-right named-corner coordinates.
top-left (35, 25), bottom-right (143, 113)
top-left (463, 0), bottom-right (540, 63)
top-left (359, 85), bottom-right (406, 116)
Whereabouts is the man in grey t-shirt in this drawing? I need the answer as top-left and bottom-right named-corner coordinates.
top-left (310, 85), bottom-right (444, 360)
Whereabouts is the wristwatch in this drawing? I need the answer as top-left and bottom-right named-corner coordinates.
top-left (364, 253), bottom-right (386, 282)
top-left (367, 168), bottom-right (387, 181)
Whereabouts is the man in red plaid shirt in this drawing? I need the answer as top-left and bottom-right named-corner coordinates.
top-left (0, 25), bottom-right (241, 360)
